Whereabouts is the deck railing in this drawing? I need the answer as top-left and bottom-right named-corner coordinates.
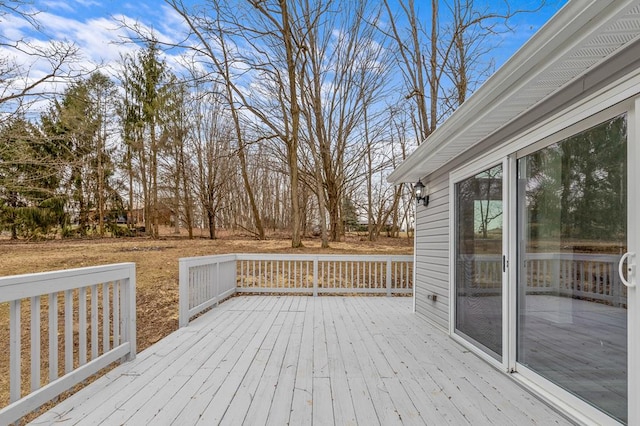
top-left (0, 263), bottom-right (136, 425)
top-left (457, 253), bottom-right (626, 306)
top-left (179, 254), bottom-right (414, 326)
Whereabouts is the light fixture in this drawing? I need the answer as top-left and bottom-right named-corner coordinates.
top-left (414, 180), bottom-right (429, 207)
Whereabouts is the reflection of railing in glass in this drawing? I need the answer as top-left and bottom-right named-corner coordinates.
top-left (457, 253), bottom-right (626, 307)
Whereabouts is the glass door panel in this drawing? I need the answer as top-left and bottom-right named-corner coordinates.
top-left (455, 164), bottom-right (503, 360)
top-left (517, 115), bottom-right (627, 423)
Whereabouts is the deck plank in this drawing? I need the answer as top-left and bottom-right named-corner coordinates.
top-left (32, 309), bottom-right (249, 425)
top-left (341, 299), bottom-right (404, 426)
top-left (173, 299), bottom-right (288, 425)
top-left (322, 298), bottom-right (358, 425)
top-left (86, 309), bottom-right (259, 425)
top-left (265, 310), bottom-right (304, 425)
top-left (288, 296), bottom-right (315, 425)
top-left (312, 377), bottom-right (334, 425)
top-left (241, 309), bottom-right (297, 425)
top-left (29, 296), bottom-right (574, 426)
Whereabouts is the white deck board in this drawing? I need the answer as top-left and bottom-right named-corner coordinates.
top-left (30, 296), bottom-right (572, 426)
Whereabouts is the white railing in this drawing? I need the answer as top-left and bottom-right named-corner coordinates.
top-left (457, 253), bottom-right (626, 306)
top-left (179, 254), bottom-right (237, 328)
top-left (179, 254), bottom-right (413, 326)
top-left (0, 263), bottom-right (136, 425)
top-left (525, 253), bottom-right (626, 306)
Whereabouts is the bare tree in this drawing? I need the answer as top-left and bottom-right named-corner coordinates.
top-left (188, 78), bottom-right (236, 239)
top-left (0, 2), bottom-right (83, 121)
top-left (382, 0), bottom-right (540, 141)
top-left (165, 0), bottom-right (308, 246)
top-left (297, 0), bottom-right (393, 242)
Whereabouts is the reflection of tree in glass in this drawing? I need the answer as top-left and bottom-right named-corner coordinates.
top-left (524, 115), bottom-right (626, 249)
top-left (475, 165), bottom-right (502, 239)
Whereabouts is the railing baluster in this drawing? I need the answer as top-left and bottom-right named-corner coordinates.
top-left (30, 296), bottom-right (41, 392)
top-left (49, 292), bottom-right (58, 381)
top-left (313, 257), bottom-right (318, 296)
top-left (350, 262), bottom-right (354, 289)
top-left (64, 289), bottom-right (73, 374)
top-left (91, 285), bottom-right (99, 359)
top-left (79, 287), bottom-right (87, 366)
top-left (386, 260), bottom-right (392, 296)
top-left (286, 260), bottom-right (290, 289)
top-left (103, 282), bottom-right (110, 352)
top-left (10, 299), bottom-right (21, 403)
top-left (113, 281), bottom-right (120, 346)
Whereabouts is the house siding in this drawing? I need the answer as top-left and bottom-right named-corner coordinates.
top-left (414, 172), bottom-right (450, 331)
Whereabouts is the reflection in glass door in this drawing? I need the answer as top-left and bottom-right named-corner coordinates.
top-left (455, 164), bottom-right (503, 360)
top-left (517, 115), bottom-right (627, 423)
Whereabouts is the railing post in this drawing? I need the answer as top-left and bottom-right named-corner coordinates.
top-left (386, 259), bottom-right (392, 297)
top-left (179, 259), bottom-right (189, 328)
top-left (313, 257), bottom-right (318, 297)
top-left (126, 263), bottom-right (137, 361)
top-left (215, 261), bottom-right (220, 306)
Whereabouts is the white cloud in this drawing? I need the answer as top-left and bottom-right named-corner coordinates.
top-left (39, 0), bottom-right (76, 13)
top-left (1, 3), bottom-right (194, 117)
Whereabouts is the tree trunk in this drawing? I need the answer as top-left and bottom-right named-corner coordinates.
top-left (98, 132), bottom-right (104, 237)
top-left (281, 0), bottom-right (303, 248)
top-left (150, 125), bottom-right (159, 239)
top-left (207, 208), bottom-right (216, 239)
top-left (180, 144), bottom-right (193, 239)
top-left (127, 148), bottom-right (134, 231)
top-left (236, 136), bottom-right (265, 239)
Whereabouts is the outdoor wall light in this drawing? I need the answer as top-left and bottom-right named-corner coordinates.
top-left (414, 180), bottom-right (429, 207)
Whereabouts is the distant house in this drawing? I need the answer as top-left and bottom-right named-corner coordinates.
top-left (389, 1), bottom-right (640, 425)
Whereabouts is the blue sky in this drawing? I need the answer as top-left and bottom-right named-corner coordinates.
top-left (1, 0), bottom-right (568, 105)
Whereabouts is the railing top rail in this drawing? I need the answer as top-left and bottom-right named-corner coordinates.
top-left (524, 252), bottom-right (622, 262)
top-left (179, 254), bottom-right (237, 266)
top-left (178, 253), bottom-right (414, 265)
top-left (235, 253), bottom-right (413, 262)
top-left (0, 262), bottom-right (135, 303)
top-left (465, 253), bottom-right (622, 262)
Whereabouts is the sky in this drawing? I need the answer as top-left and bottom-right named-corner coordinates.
top-left (1, 0), bottom-right (569, 111)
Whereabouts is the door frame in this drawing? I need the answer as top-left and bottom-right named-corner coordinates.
top-left (510, 103), bottom-right (633, 425)
top-left (448, 156), bottom-right (510, 371)
top-left (448, 92), bottom-right (639, 424)
top-left (628, 96), bottom-right (639, 426)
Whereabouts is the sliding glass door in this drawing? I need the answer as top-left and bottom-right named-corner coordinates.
top-left (454, 164), bottom-right (504, 360)
top-left (516, 115), bottom-right (628, 423)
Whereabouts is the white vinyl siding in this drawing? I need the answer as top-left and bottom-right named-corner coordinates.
top-left (414, 172), bottom-right (449, 331)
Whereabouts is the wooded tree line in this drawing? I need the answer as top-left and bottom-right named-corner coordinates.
top-left (523, 115), bottom-right (627, 243)
top-left (0, 0), bottom-right (536, 245)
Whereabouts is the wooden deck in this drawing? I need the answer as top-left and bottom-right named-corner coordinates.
top-left (30, 296), bottom-right (571, 425)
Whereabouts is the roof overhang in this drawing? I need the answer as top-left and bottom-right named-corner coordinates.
top-left (388, 0), bottom-right (640, 184)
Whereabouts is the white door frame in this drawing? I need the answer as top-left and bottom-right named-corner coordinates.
top-left (448, 157), bottom-right (509, 371)
top-left (448, 93), bottom-right (639, 424)
top-left (510, 102), bottom-right (636, 425)
top-left (626, 97), bottom-right (639, 425)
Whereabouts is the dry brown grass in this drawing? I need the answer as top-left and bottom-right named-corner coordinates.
top-left (0, 230), bottom-right (412, 421)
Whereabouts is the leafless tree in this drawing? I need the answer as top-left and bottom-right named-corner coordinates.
top-left (297, 0), bottom-right (394, 242)
top-left (0, 1), bottom-right (83, 121)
